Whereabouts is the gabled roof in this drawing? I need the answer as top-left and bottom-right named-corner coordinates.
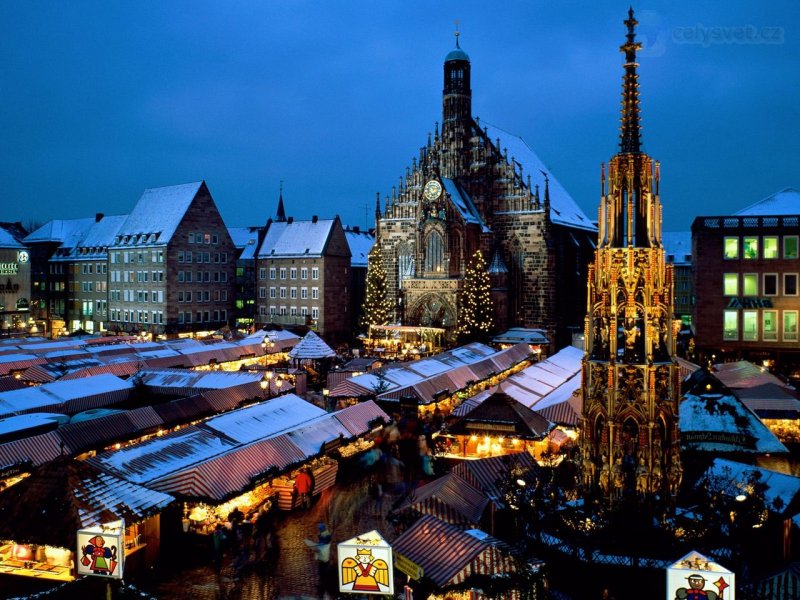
top-left (288, 330), bottom-right (336, 359)
top-left (114, 181), bottom-right (205, 245)
top-left (228, 226), bottom-right (261, 260)
top-left (447, 382), bottom-right (553, 439)
top-left (393, 472), bottom-right (489, 526)
top-left (78, 215), bottom-right (128, 249)
top-left (344, 229), bottom-right (375, 267)
top-left (735, 188), bottom-right (800, 217)
top-left (483, 122), bottom-right (596, 232)
top-left (258, 218), bottom-right (346, 259)
top-left (442, 178), bottom-right (486, 230)
top-left (0, 457), bottom-right (174, 548)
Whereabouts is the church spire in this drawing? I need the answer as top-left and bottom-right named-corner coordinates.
top-left (275, 181), bottom-right (287, 222)
top-left (619, 7), bottom-right (643, 154)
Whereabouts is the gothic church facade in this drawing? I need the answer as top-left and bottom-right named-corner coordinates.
top-left (370, 36), bottom-right (597, 347)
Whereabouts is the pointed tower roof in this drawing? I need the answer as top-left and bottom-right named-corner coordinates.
top-left (275, 181), bottom-right (287, 222)
top-left (619, 7), bottom-right (643, 154)
top-left (488, 246), bottom-right (508, 274)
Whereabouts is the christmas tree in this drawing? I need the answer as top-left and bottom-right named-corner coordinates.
top-left (457, 249), bottom-right (493, 342)
top-left (361, 248), bottom-right (393, 330)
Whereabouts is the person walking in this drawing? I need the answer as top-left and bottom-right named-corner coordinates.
top-left (211, 524), bottom-right (226, 574)
top-left (305, 522), bottom-right (332, 597)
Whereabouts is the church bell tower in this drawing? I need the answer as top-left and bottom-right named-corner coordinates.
top-left (580, 9), bottom-right (682, 504)
top-left (441, 29), bottom-right (472, 178)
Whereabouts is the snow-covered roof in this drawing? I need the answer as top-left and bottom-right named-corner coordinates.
top-left (201, 394), bottom-right (326, 444)
top-left (680, 376), bottom-right (787, 454)
top-left (136, 369), bottom-right (263, 390)
top-left (662, 231), bottom-right (692, 266)
top-left (228, 226), bottom-right (261, 260)
top-left (288, 331), bottom-right (336, 359)
top-left (735, 188), bottom-right (800, 217)
top-left (0, 412), bottom-right (66, 436)
top-left (258, 219), bottom-right (342, 258)
top-left (441, 178), bottom-right (486, 230)
top-left (114, 181), bottom-right (204, 245)
top-left (73, 215), bottom-right (127, 259)
top-left (23, 218), bottom-right (95, 247)
top-left (0, 223), bottom-right (26, 249)
top-left (344, 229), bottom-right (374, 267)
top-left (702, 458), bottom-right (800, 516)
top-left (483, 122), bottom-right (596, 232)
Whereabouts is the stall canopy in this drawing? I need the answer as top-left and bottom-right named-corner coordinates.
top-left (393, 473), bottom-right (489, 527)
top-left (0, 457), bottom-right (174, 548)
top-left (744, 563), bottom-right (800, 600)
top-left (288, 331), bottom-right (336, 360)
top-left (451, 453), bottom-right (538, 509)
top-left (392, 514), bottom-right (520, 589)
top-left (447, 383), bottom-right (554, 440)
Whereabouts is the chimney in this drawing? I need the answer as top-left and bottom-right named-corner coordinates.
top-left (287, 216), bottom-right (294, 224)
top-left (353, 226), bottom-right (360, 234)
top-left (95, 213), bottom-right (104, 223)
top-left (312, 215), bottom-right (318, 223)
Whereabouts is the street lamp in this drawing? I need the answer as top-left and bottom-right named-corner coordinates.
top-left (261, 336), bottom-right (275, 366)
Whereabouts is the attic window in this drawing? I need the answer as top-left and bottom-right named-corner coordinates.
top-left (115, 236), bottom-right (121, 244)
top-left (684, 254), bottom-right (692, 261)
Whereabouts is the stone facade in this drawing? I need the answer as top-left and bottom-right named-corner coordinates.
top-left (0, 222), bottom-right (31, 332)
top-left (370, 37), bottom-right (595, 347)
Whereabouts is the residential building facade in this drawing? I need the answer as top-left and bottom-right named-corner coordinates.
top-left (108, 181), bottom-right (235, 336)
top-left (256, 215), bottom-right (351, 344)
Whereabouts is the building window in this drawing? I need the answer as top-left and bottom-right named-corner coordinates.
top-left (763, 236), bottom-right (779, 259)
top-left (178, 251), bottom-right (184, 263)
top-left (723, 273), bottom-right (738, 296)
top-left (259, 268), bottom-right (266, 280)
top-left (280, 268), bottom-right (287, 280)
top-left (743, 273), bottom-right (758, 296)
top-left (785, 273), bottom-right (798, 296)
top-left (279, 306), bottom-right (286, 316)
top-left (723, 311), bottom-right (738, 341)
top-left (301, 268), bottom-right (308, 280)
top-left (290, 268), bottom-right (297, 280)
top-left (764, 273), bottom-right (778, 296)
top-left (311, 267), bottom-right (319, 280)
top-left (300, 306), bottom-right (308, 316)
top-left (784, 236), bottom-right (799, 259)
top-left (311, 287), bottom-right (319, 300)
top-left (763, 310), bottom-right (778, 341)
top-left (290, 288), bottom-right (297, 299)
top-left (290, 306), bottom-right (297, 316)
top-left (269, 287), bottom-right (276, 299)
top-left (280, 287), bottom-right (287, 299)
top-left (259, 287), bottom-right (266, 299)
top-left (743, 236), bottom-right (758, 259)
top-left (269, 306), bottom-right (276, 316)
top-left (269, 268), bottom-right (276, 280)
top-left (784, 311), bottom-right (798, 342)
top-left (301, 288), bottom-right (308, 299)
top-left (188, 233), bottom-right (195, 244)
top-left (311, 307), bottom-right (319, 320)
top-left (742, 311), bottom-right (758, 341)
top-left (424, 230), bottom-right (445, 273)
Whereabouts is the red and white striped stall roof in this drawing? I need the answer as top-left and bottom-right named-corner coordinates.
top-left (333, 400), bottom-right (390, 437)
top-left (393, 472), bottom-right (488, 526)
top-left (0, 430), bottom-right (65, 468)
top-left (392, 514), bottom-right (519, 588)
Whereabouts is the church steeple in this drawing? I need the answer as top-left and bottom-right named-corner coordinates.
top-left (275, 181), bottom-right (287, 222)
top-left (442, 24), bottom-right (472, 178)
top-left (619, 7), bottom-right (643, 154)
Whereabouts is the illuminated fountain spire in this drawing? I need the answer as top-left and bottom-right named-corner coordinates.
top-left (619, 7), bottom-right (643, 154)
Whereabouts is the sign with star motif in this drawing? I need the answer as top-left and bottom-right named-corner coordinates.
top-left (666, 550), bottom-right (734, 599)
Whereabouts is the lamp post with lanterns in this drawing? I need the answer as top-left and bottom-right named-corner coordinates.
top-left (261, 336), bottom-right (275, 367)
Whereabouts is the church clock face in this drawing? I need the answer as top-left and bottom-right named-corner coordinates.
top-left (423, 180), bottom-right (442, 201)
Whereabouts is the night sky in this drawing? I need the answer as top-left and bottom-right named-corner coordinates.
top-left (2, 1), bottom-right (798, 233)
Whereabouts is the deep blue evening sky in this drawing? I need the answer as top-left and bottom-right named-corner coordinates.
top-left (2, 2), bottom-right (798, 233)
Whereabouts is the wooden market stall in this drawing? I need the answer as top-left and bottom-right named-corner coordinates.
top-left (0, 457), bottom-right (174, 581)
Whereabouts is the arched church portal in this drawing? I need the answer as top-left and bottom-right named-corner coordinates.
top-left (407, 293), bottom-right (457, 329)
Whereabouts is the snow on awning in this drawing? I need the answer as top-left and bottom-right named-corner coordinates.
top-left (333, 400), bottom-right (390, 436)
top-left (701, 458), bottom-right (800, 517)
top-left (286, 415), bottom-right (352, 457)
top-left (288, 331), bottom-right (336, 360)
top-left (393, 472), bottom-right (488, 526)
top-left (452, 453), bottom-right (538, 507)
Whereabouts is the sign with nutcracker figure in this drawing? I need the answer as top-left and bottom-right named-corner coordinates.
top-left (667, 551), bottom-right (734, 600)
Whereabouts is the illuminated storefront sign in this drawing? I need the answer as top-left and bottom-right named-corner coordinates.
top-left (0, 264), bottom-right (19, 276)
top-left (726, 297), bottom-right (773, 309)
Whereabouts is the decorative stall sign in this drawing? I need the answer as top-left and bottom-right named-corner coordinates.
top-left (666, 550), bottom-right (734, 600)
top-left (76, 519), bottom-right (125, 579)
top-left (338, 529), bottom-right (394, 596)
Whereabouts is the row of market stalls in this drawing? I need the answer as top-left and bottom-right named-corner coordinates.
top-left (0, 329), bottom-right (300, 382)
top-left (0, 395), bottom-right (389, 583)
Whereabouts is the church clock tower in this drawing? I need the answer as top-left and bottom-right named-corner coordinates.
top-left (580, 9), bottom-right (682, 504)
top-left (441, 30), bottom-right (471, 179)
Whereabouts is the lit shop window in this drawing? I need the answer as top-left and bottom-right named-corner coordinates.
top-left (723, 311), bottom-right (738, 341)
top-left (763, 310), bottom-right (778, 341)
top-left (743, 273), bottom-right (758, 296)
top-left (742, 311), bottom-right (758, 341)
top-left (743, 237), bottom-right (758, 259)
top-left (784, 311), bottom-right (798, 342)
top-left (723, 237), bottom-right (739, 259)
top-left (763, 237), bottom-right (779, 259)
top-left (723, 274), bottom-right (738, 296)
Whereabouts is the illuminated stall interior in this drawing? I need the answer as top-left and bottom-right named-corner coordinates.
top-left (439, 384), bottom-right (553, 460)
top-left (365, 325), bottom-right (446, 358)
top-left (0, 457), bottom-right (173, 581)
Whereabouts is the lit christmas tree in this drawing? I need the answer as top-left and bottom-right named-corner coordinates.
top-left (457, 249), bottom-right (493, 342)
top-left (361, 248), bottom-right (393, 330)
